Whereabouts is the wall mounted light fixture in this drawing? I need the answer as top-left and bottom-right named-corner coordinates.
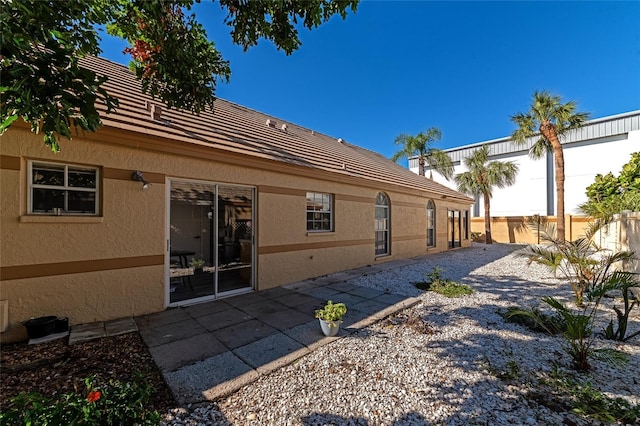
top-left (132, 171), bottom-right (151, 189)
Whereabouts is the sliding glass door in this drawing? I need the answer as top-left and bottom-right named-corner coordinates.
top-left (217, 185), bottom-right (254, 294)
top-left (168, 179), bottom-right (254, 305)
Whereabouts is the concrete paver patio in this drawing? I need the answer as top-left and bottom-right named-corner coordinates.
top-left (131, 264), bottom-right (421, 404)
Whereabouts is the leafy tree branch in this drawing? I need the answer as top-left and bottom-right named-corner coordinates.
top-left (0, 0), bottom-right (358, 152)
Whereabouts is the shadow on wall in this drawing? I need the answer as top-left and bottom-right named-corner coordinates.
top-left (471, 215), bottom-right (592, 244)
top-left (470, 217), bottom-right (531, 244)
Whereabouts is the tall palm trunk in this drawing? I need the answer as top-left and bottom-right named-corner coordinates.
top-left (484, 192), bottom-right (493, 244)
top-left (418, 156), bottom-right (425, 177)
top-left (540, 122), bottom-right (565, 241)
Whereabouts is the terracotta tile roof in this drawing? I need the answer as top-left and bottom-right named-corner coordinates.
top-left (82, 56), bottom-right (472, 202)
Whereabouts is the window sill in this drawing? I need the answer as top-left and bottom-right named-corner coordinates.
top-left (375, 254), bottom-right (392, 261)
top-left (306, 231), bottom-right (335, 237)
top-left (20, 215), bottom-right (104, 224)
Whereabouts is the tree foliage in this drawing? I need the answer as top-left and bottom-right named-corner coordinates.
top-left (455, 144), bottom-right (518, 244)
top-left (391, 127), bottom-right (453, 180)
top-left (511, 91), bottom-right (590, 242)
top-left (0, 0), bottom-right (358, 152)
top-left (511, 91), bottom-right (589, 159)
top-left (580, 152), bottom-right (640, 220)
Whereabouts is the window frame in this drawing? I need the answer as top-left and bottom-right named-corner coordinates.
top-left (448, 209), bottom-right (462, 248)
top-left (427, 199), bottom-right (436, 248)
top-left (28, 160), bottom-right (100, 216)
top-left (374, 192), bottom-right (390, 256)
top-left (306, 192), bottom-right (334, 232)
top-left (463, 209), bottom-right (469, 240)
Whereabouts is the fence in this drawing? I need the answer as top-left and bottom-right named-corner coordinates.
top-left (470, 212), bottom-right (640, 274)
top-left (470, 215), bottom-right (592, 245)
top-left (592, 211), bottom-right (640, 273)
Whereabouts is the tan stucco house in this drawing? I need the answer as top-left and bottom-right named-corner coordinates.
top-left (0, 56), bottom-right (472, 333)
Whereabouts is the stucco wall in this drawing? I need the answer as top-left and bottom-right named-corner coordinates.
top-left (1, 127), bottom-right (471, 329)
top-left (470, 215), bottom-right (592, 244)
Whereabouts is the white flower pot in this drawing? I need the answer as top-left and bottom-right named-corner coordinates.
top-left (319, 318), bottom-right (342, 337)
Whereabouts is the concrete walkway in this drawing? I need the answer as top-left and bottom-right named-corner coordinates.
top-left (133, 261), bottom-right (421, 404)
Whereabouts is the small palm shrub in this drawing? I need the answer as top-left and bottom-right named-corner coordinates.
top-left (519, 221), bottom-right (634, 306)
top-left (503, 305), bottom-right (566, 334)
top-left (543, 296), bottom-right (594, 371)
top-left (509, 271), bottom-right (631, 371)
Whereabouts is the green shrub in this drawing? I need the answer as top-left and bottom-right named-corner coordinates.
top-left (0, 375), bottom-right (161, 425)
top-left (570, 381), bottom-right (640, 423)
top-left (537, 372), bottom-right (640, 424)
top-left (430, 280), bottom-right (474, 297)
top-left (413, 267), bottom-right (474, 297)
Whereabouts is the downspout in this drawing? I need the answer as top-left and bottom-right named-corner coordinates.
top-left (546, 151), bottom-right (554, 216)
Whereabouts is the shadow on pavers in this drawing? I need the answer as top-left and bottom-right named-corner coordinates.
top-left (137, 283), bottom-right (420, 405)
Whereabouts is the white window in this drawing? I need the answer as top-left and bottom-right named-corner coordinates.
top-left (427, 199), bottom-right (435, 247)
top-left (29, 161), bottom-right (99, 215)
top-left (306, 192), bottom-right (333, 231)
top-left (375, 192), bottom-right (390, 255)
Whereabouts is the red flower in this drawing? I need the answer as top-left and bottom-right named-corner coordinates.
top-left (87, 391), bottom-right (101, 402)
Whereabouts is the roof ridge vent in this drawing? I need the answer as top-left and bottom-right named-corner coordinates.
top-left (145, 100), bottom-right (162, 120)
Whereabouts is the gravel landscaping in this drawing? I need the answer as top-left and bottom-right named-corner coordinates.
top-left (163, 243), bottom-right (640, 426)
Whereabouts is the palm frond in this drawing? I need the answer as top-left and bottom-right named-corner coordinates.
top-left (513, 91), bottom-right (589, 151)
top-left (510, 112), bottom-right (536, 144)
top-left (505, 307), bottom-right (555, 335)
top-left (426, 148), bottom-right (454, 180)
top-left (529, 137), bottom-right (551, 159)
top-left (487, 160), bottom-right (519, 188)
top-left (526, 218), bottom-right (557, 243)
top-left (392, 128), bottom-right (444, 168)
top-left (455, 171), bottom-right (480, 197)
top-left (519, 244), bottom-right (564, 272)
top-left (592, 348), bottom-right (629, 367)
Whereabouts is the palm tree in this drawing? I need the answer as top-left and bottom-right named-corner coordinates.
top-left (391, 127), bottom-right (454, 180)
top-left (455, 144), bottom-right (518, 244)
top-left (511, 91), bottom-right (589, 241)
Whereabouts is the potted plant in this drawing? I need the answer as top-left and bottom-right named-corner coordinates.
top-left (314, 300), bottom-right (347, 336)
top-left (189, 258), bottom-right (205, 274)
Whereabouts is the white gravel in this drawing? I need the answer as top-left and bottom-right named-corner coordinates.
top-left (162, 243), bottom-right (640, 426)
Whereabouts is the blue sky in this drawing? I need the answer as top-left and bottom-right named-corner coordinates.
top-left (99, 1), bottom-right (640, 164)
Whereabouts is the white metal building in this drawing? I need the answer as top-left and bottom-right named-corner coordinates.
top-left (411, 111), bottom-right (640, 217)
